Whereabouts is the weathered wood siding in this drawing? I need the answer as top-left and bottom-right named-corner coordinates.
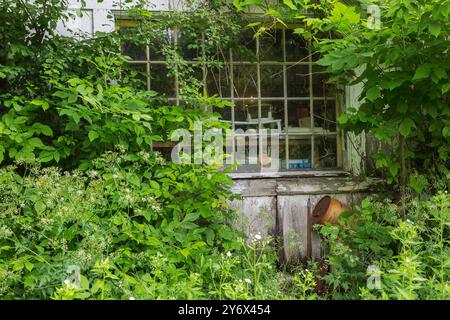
top-left (230, 176), bottom-right (373, 263)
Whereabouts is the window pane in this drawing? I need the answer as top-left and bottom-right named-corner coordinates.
top-left (207, 66), bottom-right (231, 97)
top-left (286, 64), bottom-right (309, 97)
top-left (120, 27), bottom-right (147, 61)
top-left (260, 65), bottom-right (284, 97)
top-left (261, 100), bottom-right (284, 131)
top-left (287, 136), bottom-right (312, 169)
top-left (258, 30), bottom-right (283, 62)
top-left (316, 135), bottom-right (338, 168)
top-left (285, 30), bottom-right (309, 62)
top-left (128, 63), bottom-right (148, 91)
top-left (232, 28), bottom-right (257, 61)
top-left (287, 101), bottom-right (310, 129)
top-left (149, 28), bottom-right (175, 60)
top-left (233, 65), bottom-right (258, 98)
top-left (150, 64), bottom-right (176, 97)
top-left (177, 28), bottom-right (202, 60)
top-left (234, 99), bottom-right (258, 125)
top-left (279, 136), bottom-right (287, 169)
top-left (312, 65), bottom-right (336, 97)
top-left (314, 100), bottom-right (336, 132)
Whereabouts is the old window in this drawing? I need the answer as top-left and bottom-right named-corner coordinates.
top-left (119, 20), bottom-right (343, 171)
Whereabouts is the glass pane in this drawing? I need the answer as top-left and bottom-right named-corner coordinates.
top-left (286, 64), bottom-right (310, 97)
top-left (285, 30), bottom-right (309, 62)
top-left (128, 63), bottom-right (148, 91)
top-left (150, 64), bottom-right (176, 97)
top-left (232, 28), bottom-right (257, 61)
top-left (258, 29), bottom-right (283, 62)
top-left (313, 65), bottom-right (336, 97)
top-left (314, 100), bottom-right (336, 133)
top-left (120, 27), bottom-right (147, 61)
top-left (177, 28), bottom-right (202, 60)
top-left (122, 41), bottom-right (146, 61)
top-left (287, 136), bottom-right (312, 169)
top-left (149, 28), bottom-right (175, 60)
top-left (207, 66), bottom-right (231, 97)
top-left (234, 99), bottom-right (258, 126)
top-left (287, 101), bottom-right (311, 130)
top-left (261, 100), bottom-right (284, 131)
top-left (279, 135), bottom-right (287, 169)
top-left (233, 65), bottom-right (258, 98)
top-left (260, 65), bottom-right (284, 97)
top-left (316, 135), bottom-right (338, 168)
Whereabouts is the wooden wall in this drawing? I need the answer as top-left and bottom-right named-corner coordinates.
top-left (230, 176), bottom-right (374, 264)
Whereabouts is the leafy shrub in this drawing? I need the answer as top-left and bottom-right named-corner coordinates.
top-left (0, 150), bottom-right (239, 299)
top-left (319, 191), bottom-right (450, 300)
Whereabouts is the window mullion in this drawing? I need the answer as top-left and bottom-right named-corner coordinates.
top-left (309, 40), bottom-right (315, 168)
top-left (283, 29), bottom-right (288, 170)
top-left (256, 36), bottom-right (262, 169)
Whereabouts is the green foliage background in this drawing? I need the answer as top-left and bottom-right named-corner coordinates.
top-left (0, 0), bottom-right (449, 300)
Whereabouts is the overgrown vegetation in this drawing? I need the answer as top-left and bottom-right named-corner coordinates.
top-left (0, 0), bottom-right (449, 300)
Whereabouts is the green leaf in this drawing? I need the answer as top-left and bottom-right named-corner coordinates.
top-left (0, 145), bottom-right (4, 164)
top-left (31, 100), bottom-right (49, 111)
top-left (442, 82), bottom-right (450, 94)
top-left (205, 229), bottom-right (215, 245)
top-left (443, 127), bottom-right (450, 138)
top-left (429, 21), bottom-right (441, 37)
top-left (88, 131), bottom-right (99, 142)
top-left (25, 261), bottom-right (34, 272)
top-left (397, 101), bottom-right (408, 113)
top-left (183, 212), bottom-right (200, 222)
top-left (180, 248), bottom-right (190, 258)
top-left (399, 118), bottom-right (415, 137)
top-left (34, 201), bottom-right (46, 214)
top-left (413, 64), bottom-right (432, 81)
top-left (39, 150), bottom-right (54, 162)
top-left (366, 87), bottom-right (381, 102)
top-left (28, 137), bottom-right (45, 148)
top-left (149, 180), bottom-right (160, 190)
top-left (283, 0), bottom-right (297, 10)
